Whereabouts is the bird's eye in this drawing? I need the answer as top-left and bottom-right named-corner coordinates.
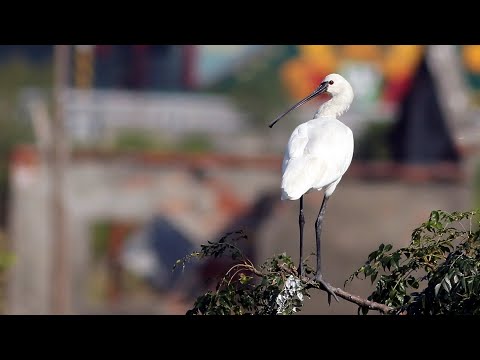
top-left (329, 80), bottom-right (334, 85)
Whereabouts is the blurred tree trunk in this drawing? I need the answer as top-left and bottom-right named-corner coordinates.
top-left (425, 45), bottom-right (470, 137)
top-left (51, 45), bottom-right (71, 314)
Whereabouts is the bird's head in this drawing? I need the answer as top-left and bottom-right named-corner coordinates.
top-left (322, 73), bottom-right (353, 98)
top-left (269, 73), bottom-right (354, 128)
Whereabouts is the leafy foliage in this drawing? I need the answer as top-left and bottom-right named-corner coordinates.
top-left (180, 210), bottom-right (480, 315)
top-left (175, 231), bottom-right (312, 315)
top-left (346, 210), bottom-right (480, 315)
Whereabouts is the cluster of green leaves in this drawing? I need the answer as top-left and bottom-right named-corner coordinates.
top-left (175, 231), bottom-right (311, 315)
top-left (347, 210), bottom-right (480, 315)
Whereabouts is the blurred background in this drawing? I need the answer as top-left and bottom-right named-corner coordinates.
top-left (1, 45), bottom-right (480, 315)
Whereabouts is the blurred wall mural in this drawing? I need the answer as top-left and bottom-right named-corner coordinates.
top-left (281, 45), bottom-right (423, 108)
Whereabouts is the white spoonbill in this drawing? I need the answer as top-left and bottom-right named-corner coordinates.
top-left (269, 73), bottom-right (354, 302)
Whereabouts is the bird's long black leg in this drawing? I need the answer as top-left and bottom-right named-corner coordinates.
top-left (298, 196), bottom-right (305, 277)
top-left (314, 195), bottom-right (339, 303)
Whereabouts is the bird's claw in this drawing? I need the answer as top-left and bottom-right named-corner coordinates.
top-left (314, 275), bottom-right (339, 304)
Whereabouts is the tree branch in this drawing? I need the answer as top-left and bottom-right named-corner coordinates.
top-left (249, 265), bottom-right (394, 314)
top-left (306, 281), bottom-right (394, 314)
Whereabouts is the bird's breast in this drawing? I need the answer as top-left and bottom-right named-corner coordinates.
top-left (281, 118), bottom-right (354, 199)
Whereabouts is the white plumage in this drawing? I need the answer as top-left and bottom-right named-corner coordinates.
top-left (281, 117), bottom-right (354, 200)
top-left (279, 73), bottom-right (354, 201)
top-left (269, 73), bottom-right (355, 303)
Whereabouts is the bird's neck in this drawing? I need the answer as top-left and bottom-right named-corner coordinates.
top-left (314, 94), bottom-right (352, 119)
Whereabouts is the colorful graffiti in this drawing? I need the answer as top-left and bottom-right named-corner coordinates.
top-left (280, 45), bottom-right (424, 108)
top-left (462, 45), bottom-right (480, 90)
top-left (463, 45), bottom-right (480, 72)
top-left (280, 45), bottom-right (480, 108)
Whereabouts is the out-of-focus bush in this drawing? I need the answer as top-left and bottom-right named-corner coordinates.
top-left (113, 130), bottom-right (166, 152)
top-left (112, 130), bottom-right (213, 153)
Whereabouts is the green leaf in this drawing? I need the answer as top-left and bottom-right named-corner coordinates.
top-left (442, 278), bottom-right (451, 293)
top-left (368, 250), bottom-right (378, 261)
top-left (364, 265), bottom-right (373, 276)
top-left (239, 273), bottom-right (251, 285)
top-left (444, 276), bottom-right (452, 290)
top-left (396, 293), bottom-right (404, 305)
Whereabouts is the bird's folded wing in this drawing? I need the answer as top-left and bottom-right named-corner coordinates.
top-left (281, 156), bottom-right (327, 200)
top-left (280, 119), bottom-right (354, 200)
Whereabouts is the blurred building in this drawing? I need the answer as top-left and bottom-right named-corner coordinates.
top-left (7, 147), bottom-right (279, 313)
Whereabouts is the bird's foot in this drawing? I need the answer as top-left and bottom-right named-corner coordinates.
top-left (314, 274), bottom-right (339, 305)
